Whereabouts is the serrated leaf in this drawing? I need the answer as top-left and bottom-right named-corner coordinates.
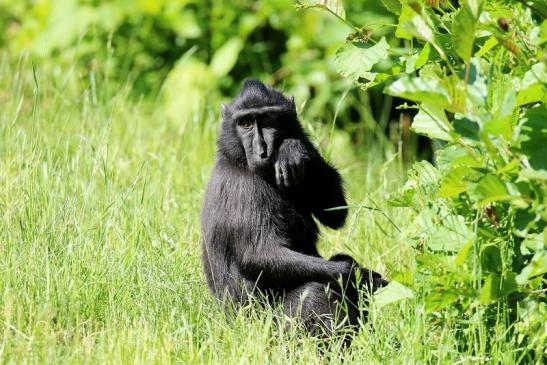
top-left (484, 86), bottom-right (516, 139)
top-left (385, 75), bottom-right (452, 110)
top-left (298, 0), bottom-right (346, 19)
top-left (388, 160), bottom-right (440, 207)
top-left (411, 105), bottom-right (452, 141)
top-left (442, 74), bottom-right (467, 113)
top-left (334, 38), bottom-right (389, 81)
top-left (428, 215), bottom-right (471, 252)
top-left (210, 38), bottom-right (243, 77)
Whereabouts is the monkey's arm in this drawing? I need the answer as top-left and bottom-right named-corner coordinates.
top-left (275, 138), bottom-right (348, 229)
top-left (306, 157), bottom-right (348, 229)
top-left (233, 237), bottom-right (352, 288)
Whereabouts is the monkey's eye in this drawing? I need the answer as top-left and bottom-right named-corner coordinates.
top-left (238, 119), bottom-right (254, 129)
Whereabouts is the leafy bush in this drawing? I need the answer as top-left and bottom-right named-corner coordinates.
top-left (0, 1), bottom-right (384, 133)
top-left (303, 0), bottom-right (546, 360)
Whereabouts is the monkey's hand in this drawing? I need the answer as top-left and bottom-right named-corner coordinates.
top-left (275, 138), bottom-right (309, 189)
top-left (330, 254), bottom-right (389, 294)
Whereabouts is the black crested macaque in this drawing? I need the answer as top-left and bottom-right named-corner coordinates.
top-left (201, 80), bottom-right (387, 334)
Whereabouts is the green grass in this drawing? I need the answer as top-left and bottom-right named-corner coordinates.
top-left (0, 56), bottom-right (523, 364)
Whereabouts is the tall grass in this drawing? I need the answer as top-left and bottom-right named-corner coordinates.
top-left (0, 55), bottom-right (523, 364)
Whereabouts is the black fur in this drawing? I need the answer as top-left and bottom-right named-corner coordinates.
top-left (201, 80), bottom-right (387, 333)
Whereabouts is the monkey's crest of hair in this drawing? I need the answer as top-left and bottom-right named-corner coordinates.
top-left (228, 79), bottom-right (295, 113)
top-left (218, 80), bottom-right (298, 167)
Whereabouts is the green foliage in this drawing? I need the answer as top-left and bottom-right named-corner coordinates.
top-left (333, 37), bottom-right (390, 82)
top-left (1, 1), bottom-right (406, 151)
top-left (312, 0), bottom-right (546, 361)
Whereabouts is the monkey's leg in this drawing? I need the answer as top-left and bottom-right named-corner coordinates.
top-left (282, 282), bottom-right (358, 335)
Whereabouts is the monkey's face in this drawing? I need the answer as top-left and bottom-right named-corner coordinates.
top-left (236, 112), bottom-right (284, 176)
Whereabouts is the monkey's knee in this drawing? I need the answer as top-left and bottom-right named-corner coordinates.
top-left (283, 282), bottom-right (345, 334)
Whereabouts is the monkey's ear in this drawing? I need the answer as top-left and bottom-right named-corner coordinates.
top-left (221, 103), bottom-right (231, 119)
top-left (289, 96), bottom-right (296, 111)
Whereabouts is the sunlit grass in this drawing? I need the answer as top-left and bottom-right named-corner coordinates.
top-left (0, 56), bottom-right (523, 364)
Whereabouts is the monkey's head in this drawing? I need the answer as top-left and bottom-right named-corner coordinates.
top-left (219, 80), bottom-right (300, 176)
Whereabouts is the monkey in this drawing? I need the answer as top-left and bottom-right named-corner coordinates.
top-left (201, 80), bottom-right (387, 334)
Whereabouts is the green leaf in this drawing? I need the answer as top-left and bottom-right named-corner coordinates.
top-left (210, 38), bottom-right (243, 77)
top-left (439, 166), bottom-right (469, 197)
top-left (517, 63), bottom-right (547, 106)
top-left (388, 160), bottom-right (440, 207)
top-left (453, 116), bottom-right (480, 141)
top-left (455, 240), bottom-right (472, 265)
top-left (452, 0), bottom-right (483, 61)
top-left (539, 19), bottom-right (547, 46)
top-left (427, 215), bottom-right (471, 252)
top-left (500, 273), bottom-right (518, 297)
top-left (436, 144), bottom-right (484, 168)
top-left (465, 58), bottom-right (488, 108)
top-left (518, 105), bottom-right (547, 172)
top-left (518, 83), bottom-right (547, 106)
top-left (373, 281), bottom-right (414, 308)
top-left (517, 249), bottom-right (547, 284)
top-left (480, 273), bottom-right (520, 302)
top-left (298, 0), bottom-right (346, 19)
top-left (172, 11), bottom-right (202, 38)
top-left (403, 15), bottom-right (435, 43)
top-left (484, 85), bottom-right (516, 139)
top-left (415, 43), bottom-right (430, 69)
top-left (480, 274), bottom-right (500, 303)
top-left (411, 104), bottom-right (452, 141)
top-left (333, 38), bottom-right (390, 82)
top-left (395, 5), bottom-right (415, 40)
top-left (385, 75), bottom-right (452, 110)
top-left (481, 245), bottom-right (502, 272)
top-left (475, 37), bottom-right (498, 58)
top-left (470, 175), bottom-right (515, 205)
top-left (381, 0), bottom-right (401, 15)
top-left (405, 43), bottom-right (430, 73)
top-left (425, 289), bottom-right (459, 311)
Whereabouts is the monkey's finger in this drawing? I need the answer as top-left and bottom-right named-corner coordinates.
top-left (283, 163), bottom-right (293, 187)
top-left (294, 163), bottom-right (305, 184)
top-left (275, 162), bottom-right (283, 187)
